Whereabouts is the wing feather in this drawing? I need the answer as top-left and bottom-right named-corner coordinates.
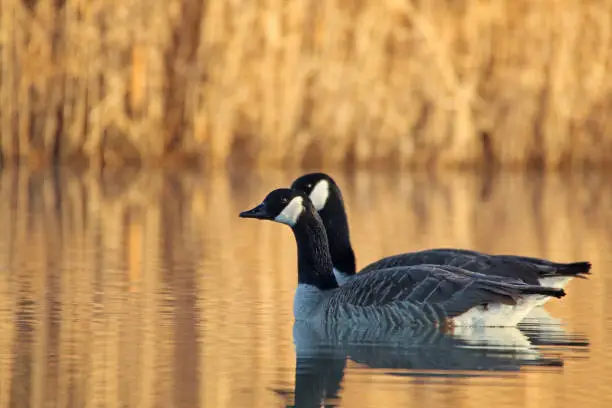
top-left (359, 250), bottom-right (547, 285)
top-left (321, 265), bottom-right (553, 324)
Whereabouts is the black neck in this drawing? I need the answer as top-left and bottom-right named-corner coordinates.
top-left (294, 354), bottom-right (346, 408)
top-left (291, 209), bottom-right (339, 290)
top-left (319, 189), bottom-right (357, 276)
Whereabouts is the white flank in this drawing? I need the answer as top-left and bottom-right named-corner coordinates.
top-left (538, 276), bottom-right (572, 290)
top-left (274, 196), bottom-right (304, 226)
top-left (452, 295), bottom-right (544, 327)
top-left (309, 180), bottom-right (330, 211)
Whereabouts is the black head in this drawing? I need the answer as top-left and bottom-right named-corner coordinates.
top-left (290, 172), bottom-right (340, 212)
top-left (241, 188), bottom-right (338, 289)
top-left (290, 172), bottom-right (356, 276)
top-left (239, 188), bottom-right (313, 227)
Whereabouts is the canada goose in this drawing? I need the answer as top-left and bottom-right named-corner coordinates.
top-left (239, 188), bottom-right (565, 327)
top-left (290, 172), bottom-right (591, 306)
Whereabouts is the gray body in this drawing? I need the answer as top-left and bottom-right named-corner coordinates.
top-left (295, 264), bottom-right (562, 328)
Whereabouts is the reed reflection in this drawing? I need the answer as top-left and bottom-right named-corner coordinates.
top-left (0, 168), bottom-right (608, 408)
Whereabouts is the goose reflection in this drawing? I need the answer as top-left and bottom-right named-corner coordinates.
top-left (519, 307), bottom-right (590, 351)
top-left (275, 321), bottom-right (574, 408)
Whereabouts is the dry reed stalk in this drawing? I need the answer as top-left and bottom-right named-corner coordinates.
top-left (1, 0), bottom-right (612, 169)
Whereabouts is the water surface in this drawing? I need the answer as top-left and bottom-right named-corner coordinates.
top-left (0, 169), bottom-right (610, 407)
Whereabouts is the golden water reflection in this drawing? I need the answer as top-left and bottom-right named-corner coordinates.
top-left (0, 169), bottom-right (611, 408)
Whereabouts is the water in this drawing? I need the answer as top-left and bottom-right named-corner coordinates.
top-left (0, 168), bottom-right (610, 408)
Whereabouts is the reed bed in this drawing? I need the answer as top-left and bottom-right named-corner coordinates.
top-left (2, 0), bottom-right (612, 169)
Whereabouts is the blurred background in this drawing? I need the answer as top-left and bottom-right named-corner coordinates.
top-left (1, 1), bottom-right (612, 408)
top-left (1, 0), bottom-right (611, 170)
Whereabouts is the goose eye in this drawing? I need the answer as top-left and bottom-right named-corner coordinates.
top-left (307, 184), bottom-right (312, 189)
top-left (281, 196), bottom-right (288, 203)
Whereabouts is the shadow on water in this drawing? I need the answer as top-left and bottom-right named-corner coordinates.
top-left (273, 307), bottom-right (591, 408)
top-left (0, 168), bottom-right (610, 408)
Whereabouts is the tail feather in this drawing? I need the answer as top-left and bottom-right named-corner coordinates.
top-left (473, 278), bottom-right (566, 300)
top-left (554, 261), bottom-right (591, 278)
top-left (444, 280), bottom-right (566, 327)
top-left (515, 284), bottom-right (566, 299)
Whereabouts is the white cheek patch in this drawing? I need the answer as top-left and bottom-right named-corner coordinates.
top-left (274, 196), bottom-right (304, 226)
top-left (309, 180), bottom-right (329, 211)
